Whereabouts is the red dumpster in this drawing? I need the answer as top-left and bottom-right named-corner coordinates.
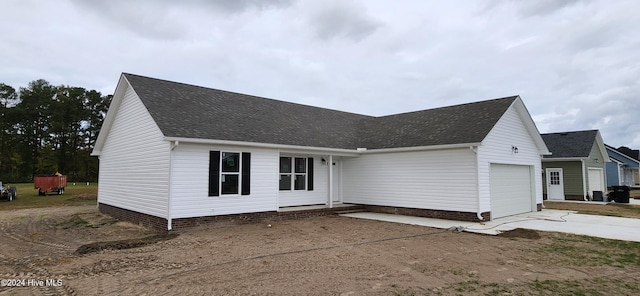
top-left (34, 174), bottom-right (68, 195)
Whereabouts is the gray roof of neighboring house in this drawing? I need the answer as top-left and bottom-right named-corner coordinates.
top-left (605, 144), bottom-right (640, 165)
top-left (123, 73), bottom-right (517, 150)
top-left (616, 146), bottom-right (640, 161)
top-left (541, 130), bottom-right (598, 158)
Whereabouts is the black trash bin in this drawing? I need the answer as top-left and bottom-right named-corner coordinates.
top-left (612, 186), bottom-right (630, 203)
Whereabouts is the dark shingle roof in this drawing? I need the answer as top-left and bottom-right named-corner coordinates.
top-left (123, 73), bottom-right (517, 150)
top-left (541, 130), bottom-right (598, 158)
top-left (357, 97), bottom-right (517, 149)
top-left (124, 73), bottom-right (371, 149)
top-left (616, 146), bottom-right (640, 161)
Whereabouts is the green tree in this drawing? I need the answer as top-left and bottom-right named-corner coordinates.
top-left (14, 79), bottom-right (56, 178)
top-left (0, 83), bottom-right (19, 180)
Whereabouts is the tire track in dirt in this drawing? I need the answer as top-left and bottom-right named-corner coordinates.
top-left (0, 214), bottom-right (76, 295)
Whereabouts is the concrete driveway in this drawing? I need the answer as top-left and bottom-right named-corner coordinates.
top-left (341, 209), bottom-right (640, 242)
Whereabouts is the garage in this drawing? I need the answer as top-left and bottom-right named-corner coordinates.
top-left (490, 164), bottom-right (534, 219)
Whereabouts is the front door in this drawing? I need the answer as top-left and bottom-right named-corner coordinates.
top-left (546, 168), bottom-right (564, 200)
top-left (332, 160), bottom-right (341, 202)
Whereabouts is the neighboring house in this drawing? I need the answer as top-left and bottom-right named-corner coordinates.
top-left (615, 146), bottom-right (640, 186)
top-left (541, 130), bottom-right (610, 201)
top-left (605, 145), bottom-right (640, 187)
top-left (92, 73), bottom-right (550, 230)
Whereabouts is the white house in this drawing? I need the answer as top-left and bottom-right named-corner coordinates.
top-left (92, 73), bottom-right (550, 230)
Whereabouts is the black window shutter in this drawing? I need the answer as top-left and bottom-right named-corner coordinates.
top-left (241, 152), bottom-right (251, 195)
top-left (307, 157), bottom-right (314, 191)
top-left (209, 151), bottom-right (220, 196)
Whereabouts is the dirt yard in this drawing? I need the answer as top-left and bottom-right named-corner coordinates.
top-left (1, 206), bottom-right (640, 295)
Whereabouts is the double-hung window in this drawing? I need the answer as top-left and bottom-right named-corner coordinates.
top-left (279, 157), bottom-right (314, 191)
top-left (221, 152), bottom-right (240, 194)
top-left (209, 151), bottom-right (251, 196)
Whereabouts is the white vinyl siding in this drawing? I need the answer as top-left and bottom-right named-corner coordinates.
top-left (278, 157), bottom-right (329, 207)
top-left (98, 85), bottom-right (170, 218)
top-left (170, 143), bottom-right (278, 218)
top-left (478, 104), bottom-right (541, 215)
top-left (341, 149), bottom-right (478, 212)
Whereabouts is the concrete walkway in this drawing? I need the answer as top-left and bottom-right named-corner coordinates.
top-left (341, 210), bottom-right (640, 242)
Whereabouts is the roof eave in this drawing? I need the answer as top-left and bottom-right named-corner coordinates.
top-left (360, 142), bottom-right (483, 154)
top-left (542, 157), bottom-right (586, 162)
top-left (163, 137), bottom-right (361, 156)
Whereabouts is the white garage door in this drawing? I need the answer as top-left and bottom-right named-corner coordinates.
top-left (490, 164), bottom-right (533, 219)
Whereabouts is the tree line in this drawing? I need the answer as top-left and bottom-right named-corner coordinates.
top-left (0, 79), bottom-right (112, 183)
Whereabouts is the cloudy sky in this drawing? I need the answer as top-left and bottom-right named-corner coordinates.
top-left (1, 0), bottom-right (639, 148)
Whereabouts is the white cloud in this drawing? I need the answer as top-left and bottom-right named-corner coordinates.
top-left (1, 0), bottom-right (639, 147)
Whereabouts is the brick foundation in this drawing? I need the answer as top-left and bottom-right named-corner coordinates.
top-left (99, 203), bottom-right (168, 232)
top-left (362, 205), bottom-right (490, 222)
top-left (100, 202), bottom-right (540, 232)
top-left (99, 203), bottom-right (365, 232)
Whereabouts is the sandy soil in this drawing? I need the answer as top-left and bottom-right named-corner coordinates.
top-left (1, 206), bottom-right (639, 295)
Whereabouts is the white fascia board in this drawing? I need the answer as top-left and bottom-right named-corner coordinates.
top-left (91, 74), bottom-right (131, 156)
top-left (594, 131), bottom-right (611, 162)
top-left (164, 137), bottom-right (481, 156)
top-left (163, 137), bottom-right (360, 156)
top-left (358, 143), bottom-right (482, 154)
top-left (542, 157), bottom-right (585, 162)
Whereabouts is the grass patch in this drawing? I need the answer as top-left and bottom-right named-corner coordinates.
top-left (531, 279), bottom-right (602, 295)
top-left (56, 214), bottom-right (117, 229)
top-left (537, 234), bottom-right (640, 267)
top-left (446, 280), bottom-right (512, 295)
top-left (0, 183), bottom-right (98, 210)
top-left (434, 278), bottom-right (640, 296)
top-left (57, 215), bottom-right (91, 229)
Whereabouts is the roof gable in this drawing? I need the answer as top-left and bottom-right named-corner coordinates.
top-left (94, 73), bottom-right (545, 153)
top-left (606, 145), bottom-right (640, 165)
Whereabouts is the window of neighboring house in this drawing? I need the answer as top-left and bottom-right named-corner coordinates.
top-left (279, 157), bottom-right (314, 191)
top-left (550, 171), bottom-right (560, 185)
top-left (209, 151), bottom-right (251, 196)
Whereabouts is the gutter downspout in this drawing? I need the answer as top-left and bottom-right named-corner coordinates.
top-left (96, 156), bottom-right (100, 209)
top-left (581, 159), bottom-right (588, 201)
top-left (167, 141), bottom-right (179, 230)
top-left (328, 155), bottom-right (333, 209)
top-left (470, 146), bottom-right (484, 221)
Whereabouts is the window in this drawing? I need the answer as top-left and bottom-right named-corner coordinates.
top-left (279, 157), bottom-right (292, 190)
top-left (294, 158), bottom-right (306, 190)
top-left (209, 151), bottom-right (251, 196)
top-left (550, 171), bottom-right (560, 185)
top-left (221, 152), bottom-right (239, 194)
top-left (280, 157), bottom-right (314, 191)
